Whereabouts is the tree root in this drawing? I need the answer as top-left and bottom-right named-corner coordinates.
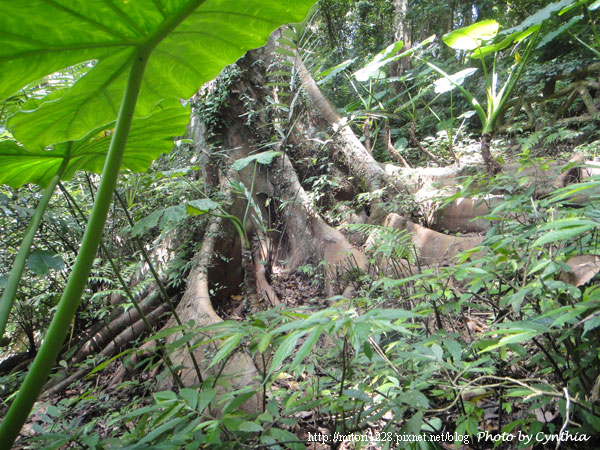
top-left (69, 291), bottom-right (162, 365)
top-left (431, 196), bottom-right (502, 233)
top-left (44, 303), bottom-right (170, 397)
top-left (409, 122), bottom-right (440, 164)
top-left (157, 178), bottom-right (263, 413)
top-left (382, 213), bottom-right (484, 265)
top-left (295, 55), bottom-right (407, 195)
top-left (273, 153), bottom-right (368, 294)
top-left (254, 245), bottom-right (280, 307)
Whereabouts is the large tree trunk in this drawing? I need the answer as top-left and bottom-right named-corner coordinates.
top-left (392, 0), bottom-right (412, 72)
top-left (295, 55), bottom-right (408, 195)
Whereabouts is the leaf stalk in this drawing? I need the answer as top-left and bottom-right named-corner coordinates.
top-left (0, 48), bottom-right (148, 447)
top-left (0, 150), bottom-right (70, 339)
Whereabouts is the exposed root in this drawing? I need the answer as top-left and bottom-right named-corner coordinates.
top-left (481, 134), bottom-right (502, 175)
top-left (385, 121), bottom-right (411, 167)
top-left (409, 122), bottom-right (440, 164)
top-left (158, 178), bottom-right (262, 413)
top-left (431, 196), bottom-right (501, 233)
top-left (44, 303), bottom-right (170, 397)
top-left (295, 56), bottom-right (407, 194)
top-left (383, 213), bottom-right (484, 265)
top-left (70, 291), bottom-right (162, 365)
top-left (254, 245), bottom-right (280, 306)
top-left (274, 153), bottom-right (368, 294)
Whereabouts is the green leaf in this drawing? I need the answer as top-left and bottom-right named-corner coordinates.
top-left (355, 35), bottom-right (434, 82)
top-left (143, 325), bottom-right (186, 342)
top-left (159, 205), bottom-right (187, 229)
top-left (434, 68), bottom-right (478, 94)
top-left (270, 330), bottom-right (303, 374)
top-left (231, 150), bottom-right (281, 171)
top-left (533, 224), bottom-right (595, 246)
top-left (0, 103), bottom-right (189, 188)
top-left (583, 315), bottom-right (600, 336)
top-left (277, 37), bottom-right (296, 49)
top-left (404, 412), bottom-right (424, 434)
top-left (268, 428), bottom-right (305, 450)
top-left (222, 391), bottom-right (256, 415)
top-left (503, 0), bottom-right (576, 34)
top-left (186, 198), bottom-right (220, 215)
top-left (443, 20), bottom-right (499, 50)
top-left (275, 47), bottom-right (295, 58)
top-left (424, 61), bottom-right (486, 125)
top-left (363, 340), bottom-right (373, 359)
top-left (316, 59), bottom-right (355, 85)
top-left (137, 417), bottom-right (188, 446)
top-left (88, 349), bottom-right (133, 375)
top-left (209, 333), bottom-right (242, 368)
top-left (289, 326), bottom-right (323, 370)
top-left (445, 340), bottom-right (463, 363)
top-left (354, 41), bottom-right (403, 81)
top-left (154, 390), bottom-right (177, 403)
top-left (257, 332), bottom-right (272, 353)
top-left (538, 218), bottom-right (598, 230)
top-left (239, 421), bottom-right (264, 432)
top-left (537, 15), bottom-right (583, 48)
top-left (197, 388), bottom-right (216, 413)
top-left (502, 287), bottom-right (534, 314)
top-left (178, 388), bottom-right (199, 410)
top-left (549, 179), bottom-right (600, 203)
top-left (471, 25), bottom-right (539, 58)
top-left (26, 250), bottom-right (65, 276)
top-left (422, 417), bottom-right (442, 433)
top-left (130, 209), bottom-right (164, 237)
top-left (481, 330), bottom-right (540, 352)
top-left (2, 1), bottom-right (317, 151)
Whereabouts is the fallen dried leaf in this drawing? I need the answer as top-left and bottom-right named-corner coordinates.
top-left (560, 255), bottom-right (600, 287)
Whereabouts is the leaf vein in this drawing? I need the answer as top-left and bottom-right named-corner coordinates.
top-left (151, 0), bottom-right (168, 19)
top-left (65, 53), bottom-right (135, 138)
top-left (152, 48), bottom-right (205, 79)
top-left (101, 0), bottom-right (146, 37)
top-left (37, 0), bottom-right (131, 40)
top-left (191, 10), bottom-right (281, 26)
top-left (169, 31), bottom-right (243, 50)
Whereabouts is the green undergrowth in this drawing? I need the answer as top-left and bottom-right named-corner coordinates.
top-left (17, 160), bottom-right (600, 449)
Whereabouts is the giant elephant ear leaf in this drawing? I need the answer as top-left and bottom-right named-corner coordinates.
top-left (0, 3), bottom-right (318, 445)
top-left (0, 102), bottom-right (189, 188)
top-left (443, 20), bottom-right (499, 50)
top-left (232, 150), bottom-right (281, 171)
top-left (2, 0), bottom-right (316, 151)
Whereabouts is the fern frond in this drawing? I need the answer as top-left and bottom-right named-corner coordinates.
top-left (341, 223), bottom-right (416, 263)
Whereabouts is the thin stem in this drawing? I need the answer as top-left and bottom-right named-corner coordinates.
top-left (114, 190), bottom-right (204, 384)
top-left (242, 162), bottom-right (258, 231)
top-left (0, 48), bottom-right (149, 447)
top-left (59, 183), bottom-right (183, 388)
top-left (0, 150), bottom-right (70, 339)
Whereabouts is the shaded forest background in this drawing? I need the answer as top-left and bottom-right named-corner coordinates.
top-left (2, 0), bottom-right (600, 448)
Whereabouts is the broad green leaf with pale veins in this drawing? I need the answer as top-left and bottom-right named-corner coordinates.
top-left (26, 250), bottom-right (65, 276)
top-left (434, 68), bottom-right (478, 94)
top-left (1, 0), bottom-right (317, 150)
top-left (443, 20), bottom-right (499, 50)
top-left (232, 150), bottom-right (281, 171)
top-left (186, 198), bottom-right (220, 215)
top-left (354, 36), bottom-right (434, 82)
top-left (0, 103), bottom-right (189, 188)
